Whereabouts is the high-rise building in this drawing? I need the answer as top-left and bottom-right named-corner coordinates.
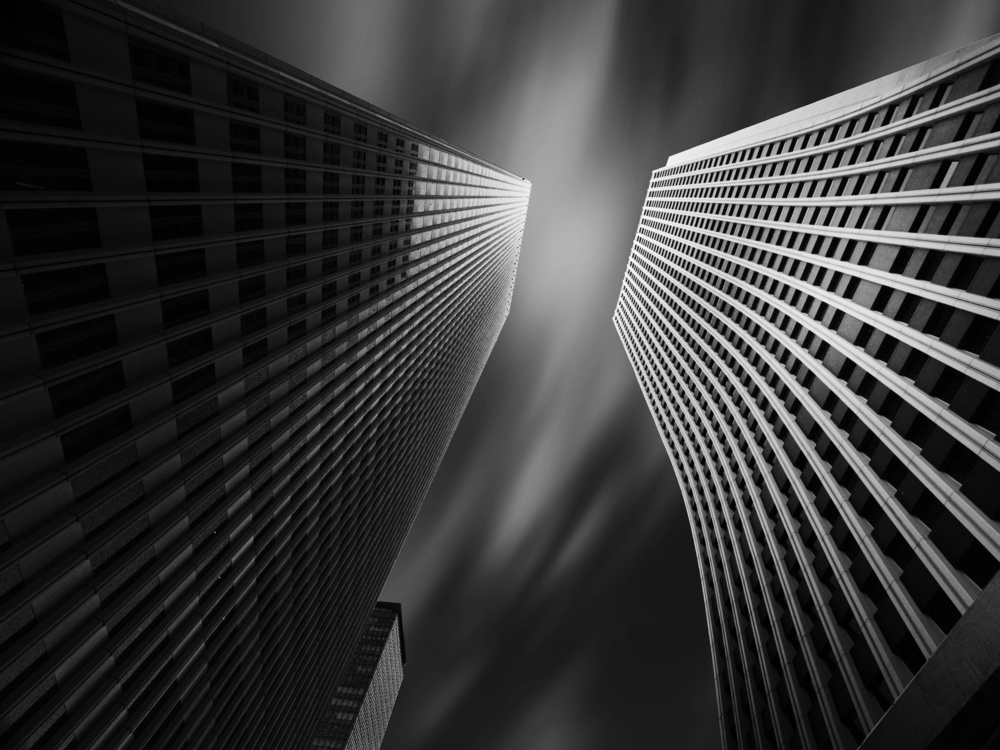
top-left (310, 602), bottom-right (405, 750)
top-left (0, 2), bottom-right (529, 749)
top-left (614, 34), bottom-right (1000, 750)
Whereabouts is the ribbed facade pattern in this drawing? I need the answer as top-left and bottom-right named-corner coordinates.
top-left (311, 603), bottom-right (403, 750)
top-left (0, 2), bottom-right (529, 749)
top-left (614, 35), bottom-right (1000, 750)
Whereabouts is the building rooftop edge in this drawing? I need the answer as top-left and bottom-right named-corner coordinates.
top-left (96, 0), bottom-right (529, 182)
top-left (375, 601), bottom-right (406, 666)
top-left (665, 32), bottom-right (1000, 167)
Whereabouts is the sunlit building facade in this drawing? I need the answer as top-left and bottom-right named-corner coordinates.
top-left (310, 602), bottom-right (405, 750)
top-left (0, 1), bottom-right (529, 749)
top-left (615, 34), bottom-right (1000, 750)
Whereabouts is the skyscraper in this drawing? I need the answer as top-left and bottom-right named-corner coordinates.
top-left (614, 35), bottom-right (1000, 750)
top-left (0, 2), bottom-right (529, 748)
top-left (310, 602), bottom-right (405, 750)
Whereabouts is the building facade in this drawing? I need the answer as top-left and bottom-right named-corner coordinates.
top-left (614, 35), bottom-right (1000, 750)
top-left (0, 2), bottom-right (529, 749)
top-left (310, 602), bottom-right (405, 750)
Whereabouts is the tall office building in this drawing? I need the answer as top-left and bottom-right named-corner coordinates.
top-left (310, 602), bottom-right (405, 750)
top-left (0, 2), bottom-right (529, 749)
top-left (614, 34), bottom-right (1000, 750)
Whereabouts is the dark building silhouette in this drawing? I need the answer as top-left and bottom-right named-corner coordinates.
top-left (310, 602), bottom-right (405, 750)
top-left (0, 2), bottom-right (529, 749)
top-left (615, 34), bottom-right (1000, 750)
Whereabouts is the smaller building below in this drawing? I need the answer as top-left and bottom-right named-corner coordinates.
top-left (311, 603), bottom-right (407, 750)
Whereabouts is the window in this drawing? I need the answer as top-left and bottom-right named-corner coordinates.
top-left (287, 292), bottom-right (307, 313)
top-left (230, 121), bottom-right (261, 154)
top-left (172, 364), bottom-right (216, 404)
top-left (285, 202), bottom-right (306, 225)
top-left (5, 206), bottom-right (100, 255)
top-left (149, 204), bottom-right (203, 241)
top-left (288, 320), bottom-right (306, 341)
top-left (241, 307), bottom-right (267, 335)
top-left (242, 339), bottom-right (268, 366)
top-left (351, 175), bottom-right (365, 195)
top-left (161, 290), bottom-right (210, 328)
top-left (393, 158), bottom-right (403, 174)
top-left (136, 99), bottom-right (195, 145)
top-left (237, 240), bottom-right (265, 268)
top-left (156, 248), bottom-right (206, 286)
top-left (322, 256), bottom-right (338, 275)
top-left (129, 38), bottom-right (190, 94)
top-left (167, 328), bottom-right (213, 368)
top-left (377, 131), bottom-right (388, 148)
top-left (323, 172), bottom-right (340, 194)
top-left (285, 133), bottom-right (306, 160)
top-left (353, 123), bottom-right (367, 142)
top-left (286, 234), bottom-right (307, 257)
top-left (353, 149), bottom-right (366, 169)
top-left (350, 225), bottom-right (363, 242)
top-left (374, 200), bottom-right (384, 217)
top-left (395, 137), bottom-right (405, 152)
top-left (285, 168), bottom-right (306, 193)
top-left (61, 405), bottom-right (132, 462)
top-left (49, 362), bottom-right (126, 419)
top-left (374, 177), bottom-right (385, 195)
top-left (0, 140), bottom-right (90, 191)
top-left (0, 66), bottom-right (80, 129)
top-left (144, 154), bottom-right (199, 192)
top-left (232, 162), bottom-right (262, 193)
top-left (376, 154), bottom-right (387, 172)
top-left (22, 264), bottom-right (109, 314)
top-left (227, 75), bottom-right (259, 112)
top-left (348, 293), bottom-right (359, 309)
top-left (1, 4), bottom-right (70, 60)
top-left (37, 316), bottom-right (117, 368)
top-left (348, 272), bottom-right (360, 289)
top-left (324, 110), bottom-right (341, 134)
top-left (239, 275), bottom-right (267, 303)
top-left (349, 250), bottom-right (362, 266)
top-left (284, 95), bottom-right (306, 125)
top-left (287, 264), bottom-right (307, 287)
top-left (323, 142), bottom-right (340, 165)
top-left (322, 229), bottom-right (338, 249)
top-left (351, 201), bottom-right (364, 219)
top-left (323, 201), bottom-right (338, 221)
top-left (234, 203), bottom-right (263, 231)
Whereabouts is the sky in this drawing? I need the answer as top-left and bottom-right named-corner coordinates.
top-left (164, 1), bottom-right (1000, 747)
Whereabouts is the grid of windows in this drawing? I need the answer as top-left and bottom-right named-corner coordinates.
top-left (0, 3), bottom-right (530, 750)
top-left (309, 604), bottom-right (404, 750)
top-left (615, 37), bottom-right (1000, 750)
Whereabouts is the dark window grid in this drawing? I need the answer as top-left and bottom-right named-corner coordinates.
top-left (22, 263), bottom-right (110, 315)
top-left (136, 98), bottom-right (196, 145)
top-left (149, 204), bottom-right (203, 242)
top-left (5, 206), bottom-right (100, 255)
top-left (283, 96), bottom-right (306, 126)
top-left (144, 154), bottom-right (200, 193)
top-left (61, 404), bottom-right (132, 463)
top-left (128, 39), bottom-right (191, 94)
top-left (227, 75), bottom-right (259, 113)
top-left (229, 121), bottom-right (261, 154)
top-left (231, 162), bottom-right (262, 193)
top-left (2, 4), bottom-right (71, 60)
top-left (284, 134), bottom-right (306, 161)
top-left (0, 140), bottom-right (91, 191)
top-left (49, 361), bottom-right (127, 419)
